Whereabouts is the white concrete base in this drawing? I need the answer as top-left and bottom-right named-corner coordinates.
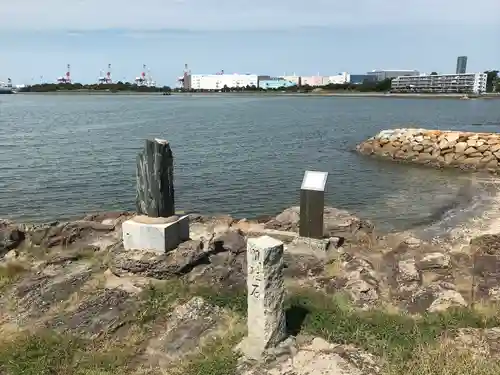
top-left (122, 215), bottom-right (190, 253)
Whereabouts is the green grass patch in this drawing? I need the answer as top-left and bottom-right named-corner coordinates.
top-left (0, 330), bottom-right (137, 375)
top-left (193, 286), bottom-right (247, 316)
top-left (385, 341), bottom-right (500, 375)
top-left (0, 331), bottom-right (81, 375)
top-left (135, 279), bottom-right (190, 325)
top-left (0, 262), bottom-right (28, 291)
top-left (288, 290), bottom-right (500, 362)
top-left (171, 335), bottom-right (242, 375)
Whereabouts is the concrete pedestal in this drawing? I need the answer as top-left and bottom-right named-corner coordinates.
top-left (122, 215), bottom-right (190, 253)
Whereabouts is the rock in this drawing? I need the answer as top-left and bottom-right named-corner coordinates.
top-left (0, 225), bottom-right (25, 254)
top-left (455, 142), bottom-right (468, 154)
top-left (478, 144), bottom-right (490, 152)
top-left (471, 234), bottom-right (500, 255)
top-left (211, 229), bottom-right (246, 254)
top-left (46, 288), bottom-right (136, 337)
top-left (438, 139), bottom-right (452, 149)
top-left (144, 297), bottom-right (229, 368)
top-left (242, 337), bottom-right (364, 375)
top-left (464, 147), bottom-right (478, 155)
top-left (444, 152), bottom-right (455, 164)
top-left (3, 249), bottom-right (19, 261)
top-left (427, 289), bottom-right (467, 312)
top-left (109, 240), bottom-right (210, 279)
top-left (397, 259), bottom-right (420, 283)
top-left (417, 252), bottom-right (451, 270)
top-left (342, 257), bottom-right (379, 306)
top-left (265, 206), bottom-right (373, 242)
top-left (28, 221), bottom-right (114, 248)
top-left (407, 284), bottom-right (465, 313)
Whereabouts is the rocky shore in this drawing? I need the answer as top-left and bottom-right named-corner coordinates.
top-left (1, 207), bottom-right (500, 374)
top-left (357, 128), bottom-right (500, 173)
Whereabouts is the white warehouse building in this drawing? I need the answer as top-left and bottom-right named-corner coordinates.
top-left (391, 72), bottom-right (487, 94)
top-left (326, 72), bottom-right (350, 85)
top-left (188, 73), bottom-right (258, 90)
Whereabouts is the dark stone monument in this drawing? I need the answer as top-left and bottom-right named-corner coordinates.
top-left (135, 138), bottom-right (175, 218)
top-left (299, 170), bottom-right (328, 239)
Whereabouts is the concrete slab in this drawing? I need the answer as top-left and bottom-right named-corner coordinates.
top-left (122, 215), bottom-right (189, 253)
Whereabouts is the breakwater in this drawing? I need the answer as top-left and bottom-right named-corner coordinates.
top-left (357, 129), bottom-right (500, 172)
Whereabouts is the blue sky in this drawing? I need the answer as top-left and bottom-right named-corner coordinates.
top-left (1, 0), bottom-right (499, 86)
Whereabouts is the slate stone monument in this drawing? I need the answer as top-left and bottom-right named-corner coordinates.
top-left (122, 139), bottom-right (189, 253)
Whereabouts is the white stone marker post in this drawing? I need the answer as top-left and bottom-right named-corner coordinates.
top-left (241, 235), bottom-right (286, 360)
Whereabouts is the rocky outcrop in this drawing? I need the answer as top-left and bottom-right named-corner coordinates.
top-left (4, 208), bottom-right (500, 373)
top-left (356, 129), bottom-right (500, 172)
top-left (264, 206), bottom-right (374, 241)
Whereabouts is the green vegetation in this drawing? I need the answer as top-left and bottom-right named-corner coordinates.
top-left (485, 70), bottom-right (499, 92)
top-left (170, 336), bottom-right (242, 375)
top-left (288, 290), bottom-right (500, 361)
top-left (1, 282), bottom-right (500, 375)
top-left (0, 330), bottom-right (135, 375)
top-left (18, 82), bottom-right (172, 93)
top-left (0, 262), bottom-right (28, 291)
top-left (183, 287), bottom-right (500, 375)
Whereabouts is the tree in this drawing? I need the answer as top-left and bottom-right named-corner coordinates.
top-left (430, 72), bottom-right (438, 75)
top-left (485, 70), bottom-right (499, 92)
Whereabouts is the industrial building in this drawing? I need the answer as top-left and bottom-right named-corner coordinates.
top-left (189, 73), bottom-right (258, 90)
top-left (280, 75), bottom-right (301, 86)
top-left (300, 75), bottom-right (326, 87)
top-left (258, 77), bottom-right (296, 90)
top-left (456, 56), bottom-right (468, 74)
top-left (350, 74), bottom-right (377, 84)
top-left (391, 72), bottom-right (487, 94)
top-left (325, 73), bottom-right (350, 85)
top-left (367, 69), bottom-right (420, 81)
top-left (178, 65), bottom-right (258, 91)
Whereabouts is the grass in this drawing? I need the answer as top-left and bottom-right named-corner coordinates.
top-left (0, 329), bottom-right (143, 375)
top-left (194, 286), bottom-right (247, 316)
top-left (286, 289), bottom-right (500, 374)
top-left (135, 280), bottom-right (189, 325)
top-left (0, 262), bottom-right (28, 290)
top-left (2, 273), bottom-right (500, 375)
top-left (169, 333), bottom-right (243, 375)
top-left (385, 340), bottom-right (500, 375)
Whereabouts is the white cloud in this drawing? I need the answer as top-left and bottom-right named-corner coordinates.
top-left (2, 0), bottom-right (499, 31)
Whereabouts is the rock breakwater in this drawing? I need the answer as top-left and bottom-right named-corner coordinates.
top-left (357, 128), bottom-right (500, 172)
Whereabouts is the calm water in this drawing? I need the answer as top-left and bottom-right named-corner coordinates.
top-left (1, 94), bottom-right (500, 233)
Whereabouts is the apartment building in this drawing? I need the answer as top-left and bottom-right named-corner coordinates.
top-left (391, 72), bottom-right (487, 94)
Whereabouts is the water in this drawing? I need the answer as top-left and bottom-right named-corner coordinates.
top-left (1, 94), bottom-right (500, 238)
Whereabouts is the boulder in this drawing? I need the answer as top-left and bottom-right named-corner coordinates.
top-left (417, 252), bottom-right (451, 270)
top-left (455, 142), bottom-right (468, 154)
top-left (265, 206), bottom-right (373, 241)
top-left (0, 224), bottom-right (25, 254)
top-left (109, 240), bottom-right (209, 279)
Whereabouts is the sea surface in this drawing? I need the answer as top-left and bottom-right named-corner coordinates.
top-left (1, 93), bottom-right (500, 242)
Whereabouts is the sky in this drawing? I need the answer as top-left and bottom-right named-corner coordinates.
top-left (1, 0), bottom-right (499, 86)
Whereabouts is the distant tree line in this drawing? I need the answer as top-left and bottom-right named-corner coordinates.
top-left (176, 78), bottom-right (394, 93)
top-left (18, 82), bottom-right (172, 93)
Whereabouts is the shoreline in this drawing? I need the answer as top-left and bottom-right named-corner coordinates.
top-left (14, 90), bottom-right (500, 100)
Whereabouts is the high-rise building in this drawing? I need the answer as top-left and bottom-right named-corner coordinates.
top-left (456, 56), bottom-right (468, 74)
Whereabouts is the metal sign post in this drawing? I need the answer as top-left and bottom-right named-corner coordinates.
top-left (299, 170), bottom-right (328, 239)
